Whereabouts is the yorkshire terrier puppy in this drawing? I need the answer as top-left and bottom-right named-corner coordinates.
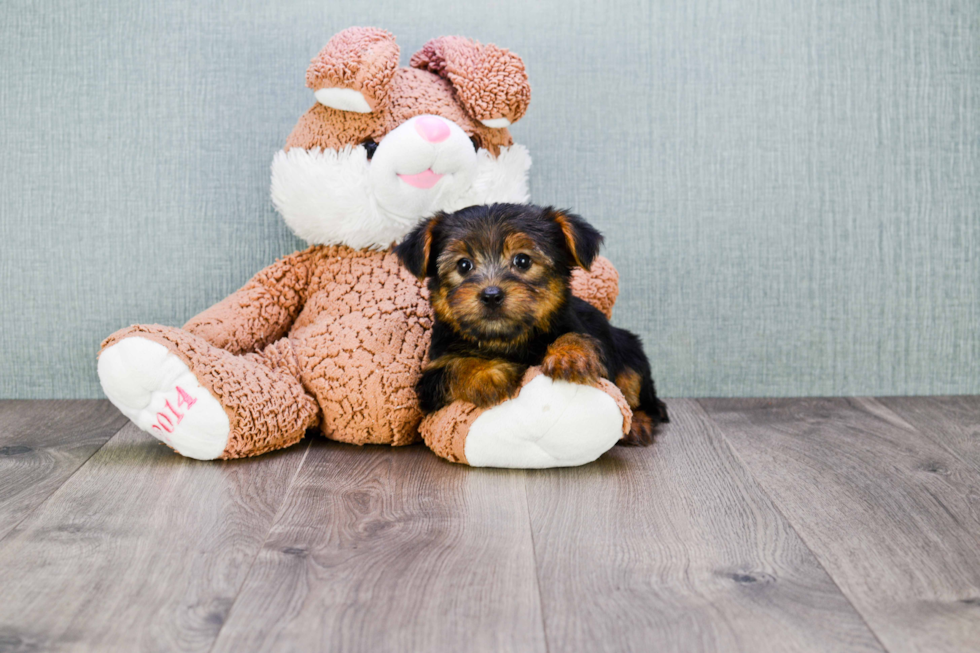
top-left (395, 203), bottom-right (668, 445)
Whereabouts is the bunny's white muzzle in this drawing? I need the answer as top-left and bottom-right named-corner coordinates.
top-left (271, 115), bottom-right (531, 250)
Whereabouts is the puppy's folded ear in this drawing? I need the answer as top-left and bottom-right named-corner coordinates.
top-left (546, 208), bottom-right (604, 271)
top-left (395, 214), bottom-right (443, 280)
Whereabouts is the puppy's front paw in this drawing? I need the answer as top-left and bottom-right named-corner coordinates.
top-left (462, 382), bottom-right (518, 409)
top-left (542, 333), bottom-right (607, 385)
top-left (445, 357), bottom-right (526, 408)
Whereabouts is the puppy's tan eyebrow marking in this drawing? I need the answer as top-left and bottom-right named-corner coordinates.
top-left (441, 241), bottom-right (470, 259)
top-left (503, 232), bottom-right (537, 255)
top-left (438, 240), bottom-right (487, 279)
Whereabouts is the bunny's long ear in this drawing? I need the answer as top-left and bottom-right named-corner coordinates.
top-left (410, 37), bottom-right (530, 128)
top-left (306, 27), bottom-right (400, 113)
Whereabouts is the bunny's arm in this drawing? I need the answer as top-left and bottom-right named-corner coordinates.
top-left (183, 247), bottom-right (321, 355)
top-left (570, 255), bottom-right (619, 320)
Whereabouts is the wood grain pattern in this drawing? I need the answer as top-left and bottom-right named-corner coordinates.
top-left (4, 398), bottom-right (980, 651)
top-left (700, 397), bottom-right (980, 653)
top-left (0, 424), bottom-right (310, 653)
top-left (875, 396), bottom-right (980, 471)
top-left (210, 440), bottom-right (546, 653)
top-left (525, 399), bottom-right (883, 653)
top-left (0, 400), bottom-right (128, 541)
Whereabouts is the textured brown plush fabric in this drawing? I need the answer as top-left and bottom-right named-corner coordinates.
top-left (418, 400), bottom-right (479, 464)
top-left (600, 376), bottom-right (634, 436)
top-left (570, 256), bottom-right (619, 320)
top-left (186, 246), bottom-right (431, 447)
top-left (305, 27), bottom-right (400, 112)
top-left (184, 248), bottom-right (318, 355)
top-left (410, 36), bottom-right (531, 125)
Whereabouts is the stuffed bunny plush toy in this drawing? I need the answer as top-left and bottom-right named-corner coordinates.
top-left (97, 27), bottom-right (631, 468)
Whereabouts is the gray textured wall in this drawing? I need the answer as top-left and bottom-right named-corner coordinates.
top-left (1, 0), bottom-right (978, 399)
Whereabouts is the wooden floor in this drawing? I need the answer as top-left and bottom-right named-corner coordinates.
top-left (0, 398), bottom-right (978, 652)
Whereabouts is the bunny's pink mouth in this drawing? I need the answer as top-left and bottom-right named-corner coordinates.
top-left (397, 169), bottom-right (444, 189)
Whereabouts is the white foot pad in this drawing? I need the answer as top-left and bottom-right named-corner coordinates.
top-left (98, 337), bottom-right (230, 460)
top-left (464, 374), bottom-right (623, 468)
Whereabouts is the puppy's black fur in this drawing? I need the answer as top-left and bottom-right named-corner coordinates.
top-left (396, 203), bottom-right (668, 445)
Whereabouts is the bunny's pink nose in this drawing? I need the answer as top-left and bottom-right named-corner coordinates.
top-left (414, 116), bottom-right (450, 143)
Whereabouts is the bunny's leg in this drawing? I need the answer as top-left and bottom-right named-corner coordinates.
top-left (419, 368), bottom-right (631, 468)
top-left (98, 325), bottom-right (318, 460)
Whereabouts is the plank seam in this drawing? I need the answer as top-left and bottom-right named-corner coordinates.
top-left (206, 437), bottom-right (314, 653)
top-left (522, 470), bottom-right (552, 653)
top-left (0, 415), bottom-right (130, 547)
top-left (863, 397), bottom-right (980, 476)
top-left (694, 399), bottom-right (894, 653)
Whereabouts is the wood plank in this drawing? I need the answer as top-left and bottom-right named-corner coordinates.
top-left (0, 400), bottom-right (128, 541)
top-left (700, 397), bottom-right (980, 653)
top-left (875, 396), bottom-right (980, 471)
top-left (525, 399), bottom-right (883, 653)
top-left (210, 440), bottom-right (546, 653)
top-left (0, 424), bottom-right (310, 653)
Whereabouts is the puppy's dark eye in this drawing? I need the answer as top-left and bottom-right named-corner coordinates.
top-left (512, 253), bottom-right (532, 270)
top-left (469, 135), bottom-right (481, 152)
top-left (362, 140), bottom-right (379, 160)
top-left (456, 258), bottom-right (473, 275)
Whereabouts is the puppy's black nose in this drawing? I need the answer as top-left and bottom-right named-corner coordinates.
top-left (480, 286), bottom-right (505, 307)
